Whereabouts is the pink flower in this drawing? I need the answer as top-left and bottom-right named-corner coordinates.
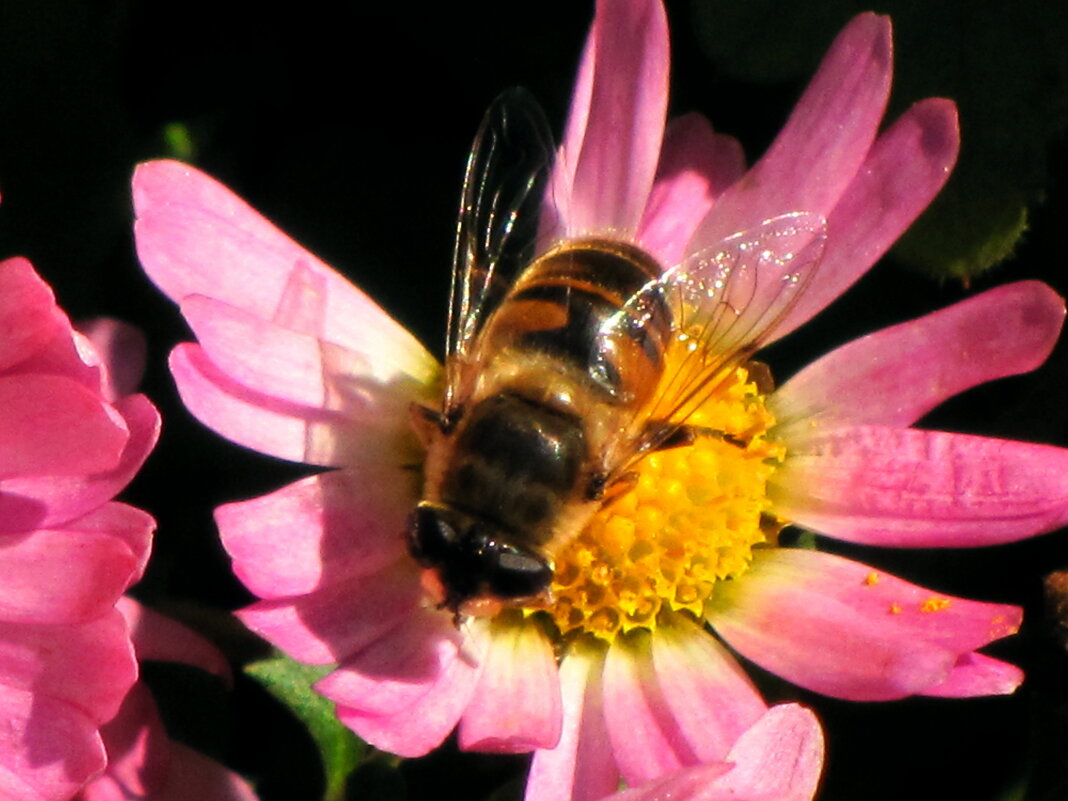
top-left (0, 260), bottom-right (158, 799)
top-left (132, 2), bottom-right (1068, 800)
top-left (77, 599), bottom-right (258, 801)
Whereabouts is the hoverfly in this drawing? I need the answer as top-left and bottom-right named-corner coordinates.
top-left (406, 90), bottom-right (825, 618)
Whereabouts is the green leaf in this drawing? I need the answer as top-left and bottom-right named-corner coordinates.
top-left (247, 655), bottom-right (366, 801)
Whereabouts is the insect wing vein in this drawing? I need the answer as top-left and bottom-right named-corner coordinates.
top-left (444, 89), bottom-right (556, 414)
top-left (597, 212), bottom-right (827, 476)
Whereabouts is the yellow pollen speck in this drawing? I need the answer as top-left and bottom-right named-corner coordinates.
top-left (889, 603), bottom-right (902, 614)
top-left (531, 361), bottom-right (784, 643)
top-left (864, 572), bottom-right (880, 586)
top-left (920, 597), bottom-right (952, 613)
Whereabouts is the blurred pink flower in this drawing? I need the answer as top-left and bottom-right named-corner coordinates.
top-left (77, 599), bottom-right (258, 801)
top-left (0, 260), bottom-right (158, 799)
top-left (133, 1), bottom-right (1068, 800)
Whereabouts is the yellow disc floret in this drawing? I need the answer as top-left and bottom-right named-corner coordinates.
top-left (540, 361), bottom-right (784, 643)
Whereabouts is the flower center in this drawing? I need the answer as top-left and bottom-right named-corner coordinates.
top-left (534, 358), bottom-right (784, 643)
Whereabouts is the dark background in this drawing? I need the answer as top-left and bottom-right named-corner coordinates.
top-left (2, 1), bottom-right (1067, 799)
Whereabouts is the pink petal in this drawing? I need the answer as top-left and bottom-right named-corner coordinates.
top-left (182, 294), bottom-right (352, 409)
top-left (458, 616), bottom-right (562, 753)
top-left (77, 319), bottom-right (148, 402)
top-left (772, 424), bottom-right (1068, 547)
top-left (638, 114), bottom-right (746, 268)
top-left (0, 610), bottom-right (136, 724)
top-left (602, 631), bottom-right (691, 786)
top-left (315, 608), bottom-right (465, 718)
top-left (773, 281), bottom-right (1064, 431)
top-left (605, 763), bottom-right (732, 801)
top-left (606, 704), bottom-right (823, 801)
top-left (329, 615), bottom-right (485, 758)
top-left (0, 257), bottom-right (64, 373)
top-left (150, 741), bottom-right (259, 801)
top-left (543, 12), bottom-right (595, 235)
top-left (169, 343), bottom-right (355, 467)
top-left (690, 14), bottom-right (892, 247)
top-left (525, 643), bottom-right (619, 801)
top-left (117, 598), bottom-right (230, 681)
top-left (181, 294), bottom-right (434, 416)
top-left (561, 0), bottom-right (669, 238)
top-left (650, 619), bottom-right (766, 763)
top-left (67, 502), bottom-right (156, 587)
top-left (218, 470), bottom-right (414, 600)
top-left (710, 704), bottom-right (824, 801)
top-left (0, 528), bottom-right (139, 625)
top-left (0, 374), bottom-right (127, 479)
top-left (132, 160), bottom-right (435, 383)
top-left (85, 680), bottom-right (260, 801)
top-left (85, 683), bottom-right (169, 801)
top-left (708, 549), bottom-right (1020, 700)
top-left (237, 559), bottom-right (421, 665)
top-left (0, 395), bottom-right (160, 534)
top-left (767, 98), bottom-right (960, 340)
top-left (0, 690), bottom-right (105, 801)
top-left (921, 653), bottom-right (1023, 698)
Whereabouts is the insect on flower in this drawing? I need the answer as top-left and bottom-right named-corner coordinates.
top-left (407, 90), bottom-right (826, 620)
top-left (133, 2), bottom-right (1068, 796)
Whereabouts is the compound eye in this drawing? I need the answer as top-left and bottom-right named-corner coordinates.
top-left (488, 544), bottom-right (553, 599)
top-left (406, 504), bottom-right (459, 565)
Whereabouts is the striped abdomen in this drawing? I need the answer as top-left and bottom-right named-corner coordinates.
top-left (474, 238), bottom-right (670, 410)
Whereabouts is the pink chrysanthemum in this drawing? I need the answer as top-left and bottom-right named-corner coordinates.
top-left (77, 599), bottom-right (258, 801)
top-left (0, 262), bottom-right (159, 799)
top-left (133, 2), bottom-right (1068, 799)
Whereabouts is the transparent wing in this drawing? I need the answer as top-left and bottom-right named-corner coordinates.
top-left (595, 212), bottom-right (827, 476)
top-left (444, 88), bottom-right (556, 416)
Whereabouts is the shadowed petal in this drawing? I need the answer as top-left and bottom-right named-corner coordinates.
top-left (117, 598), bottom-right (230, 681)
top-left (83, 682), bottom-right (260, 801)
top-left (78, 319), bottom-right (148, 402)
top-left (707, 549), bottom-right (1020, 700)
top-left (638, 114), bottom-right (745, 267)
top-left (773, 281), bottom-right (1064, 430)
top-left (237, 560), bottom-right (422, 665)
top-left (151, 741), bottom-right (259, 801)
top-left (459, 616), bottom-right (562, 753)
top-left (330, 617), bottom-right (486, 758)
top-left (772, 424), bottom-right (1068, 547)
top-left (317, 610), bottom-right (465, 717)
top-left (0, 691), bottom-right (105, 801)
